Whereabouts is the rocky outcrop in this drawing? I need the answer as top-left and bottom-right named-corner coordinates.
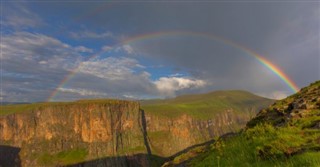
top-left (247, 81), bottom-right (320, 128)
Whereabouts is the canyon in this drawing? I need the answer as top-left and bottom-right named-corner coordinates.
top-left (0, 91), bottom-right (273, 166)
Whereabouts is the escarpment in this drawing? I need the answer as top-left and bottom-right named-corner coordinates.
top-left (0, 91), bottom-right (273, 167)
top-left (144, 109), bottom-right (251, 156)
top-left (0, 100), bottom-right (147, 167)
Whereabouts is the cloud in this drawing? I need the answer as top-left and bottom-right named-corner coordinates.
top-left (38, 61), bottom-right (48, 65)
top-left (1, 31), bottom-right (82, 102)
top-left (57, 88), bottom-right (108, 96)
top-left (74, 46), bottom-right (93, 53)
top-left (101, 45), bottom-right (134, 54)
top-left (101, 45), bottom-right (113, 52)
top-left (122, 45), bottom-right (134, 54)
top-left (70, 31), bottom-right (113, 39)
top-left (154, 77), bottom-right (207, 97)
top-left (169, 73), bottom-right (185, 77)
top-left (1, 31), bottom-right (81, 70)
top-left (1, 32), bottom-right (160, 102)
top-left (78, 57), bottom-right (144, 80)
top-left (3, 3), bottom-right (318, 102)
top-left (3, 2), bottom-right (43, 29)
top-left (62, 2), bottom-right (317, 97)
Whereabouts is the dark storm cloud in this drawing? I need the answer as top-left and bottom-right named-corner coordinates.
top-left (96, 2), bottom-right (318, 97)
top-left (2, 1), bottom-right (319, 101)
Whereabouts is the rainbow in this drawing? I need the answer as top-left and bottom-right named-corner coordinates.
top-left (47, 31), bottom-right (299, 101)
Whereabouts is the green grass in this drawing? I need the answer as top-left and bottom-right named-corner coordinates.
top-left (37, 148), bottom-right (88, 166)
top-left (291, 110), bottom-right (320, 129)
top-left (0, 99), bottom-right (136, 116)
top-left (188, 123), bottom-right (320, 167)
top-left (141, 90), bottom-right (273, 120)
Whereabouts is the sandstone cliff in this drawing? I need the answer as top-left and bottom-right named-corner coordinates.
top-left (0, 100), bottom-right (148, 166)
top-left (0, 91), bottom-right (273, 167)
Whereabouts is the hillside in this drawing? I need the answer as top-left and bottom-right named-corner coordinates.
top-left (141, 90), bottom-right (272, 119)
top-left (164, 81), bottom-right (320, 167)
top-left (0, 91), bottom-right (273, 167)
top-left (140, 90), bottom-right (273, 157)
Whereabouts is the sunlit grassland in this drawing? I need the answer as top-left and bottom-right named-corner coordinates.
top-left (141, 90), bottom-right (273, 119)
top-left (188, 123), bottom-right (320, 167)
top-left (0, 99), bottom-right (135, 116)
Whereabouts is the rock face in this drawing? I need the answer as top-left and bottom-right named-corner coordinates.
top-left (0, 92), bottom-right (273, 167)
top-left (0, 100), bottom-right (147, 167)
top-left (145, 110), bottom-right (251, 156)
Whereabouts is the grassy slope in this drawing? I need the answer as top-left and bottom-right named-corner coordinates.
top-left (1, 91), bottom-right (273, 118)
top-left (187, 124), bottom-right (320, 167)
top-left (167, 81), bottom-right (320, 167)
top-left (0, 99), bottom-right (133, 116)
top-left (141, 90), bottom-right (274, 119)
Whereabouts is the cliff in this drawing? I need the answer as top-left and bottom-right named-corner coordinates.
top-left (0, 91), bottom-right (273, 167)
top-left (164, 81), bottom-right (320, 167)
top-left (0, 100), bottom-right (148, 166)
top-left (142, 90), bottom-right (273, 156)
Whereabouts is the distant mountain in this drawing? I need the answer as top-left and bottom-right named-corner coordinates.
top-left (141, 90), bottom-right (273, 119)
top-left (0, 90), bottom-right (273, 167)
top-left (164, 81), bottom-right (320, 167)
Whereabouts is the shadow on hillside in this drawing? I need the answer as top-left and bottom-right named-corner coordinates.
top-left (64, 138), bottom-right (217, 167)
top-left (65, 154), bottom-right (164, 167)
top-left (0, 145), bottom-right (21, 167)
top-left (167, 139), bottom-right (215, 160)
top-left (139, 109), bottom-right (152, 157)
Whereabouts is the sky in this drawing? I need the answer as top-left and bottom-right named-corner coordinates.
top-left (1, 1), bottom-right (319, 102)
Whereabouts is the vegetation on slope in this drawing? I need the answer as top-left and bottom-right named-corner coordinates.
top-left (0, 99), bottom-right (134, 116)
top-left (141, 90), bottom-right (273, 119)
top-left (164, 81), bottom-right (320, 167)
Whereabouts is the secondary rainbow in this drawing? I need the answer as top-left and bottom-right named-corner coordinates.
top-left (47, 31), bottom-right (299, 101)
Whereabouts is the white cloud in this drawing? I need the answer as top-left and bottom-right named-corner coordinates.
top-left (75, 46), bottom-right (93, 53)
top-left (70, 31), bottom-right (113, 39)
top-left (78, 57), bottom-right (144, 80)
top-left (1, 31), bottom-right (81, 70)
top-left (154, 77), bottom-right (207, 97)
top-left (1, 31), bottom-right (83, 102)
top-left (101, 45), bottom-right (113, 52)
top-left (123, 94), bottom-right (138, 99)
top-left (38, 60), bottom-right (47, 65)
top-left (1, 32), bottom-right (212, 101)
top-left (57, 88), bottom-right (108, 96)
top-left (122, 45), bottom-right (134, 54)
top-left (169, 73), bottom-right (184, 77)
